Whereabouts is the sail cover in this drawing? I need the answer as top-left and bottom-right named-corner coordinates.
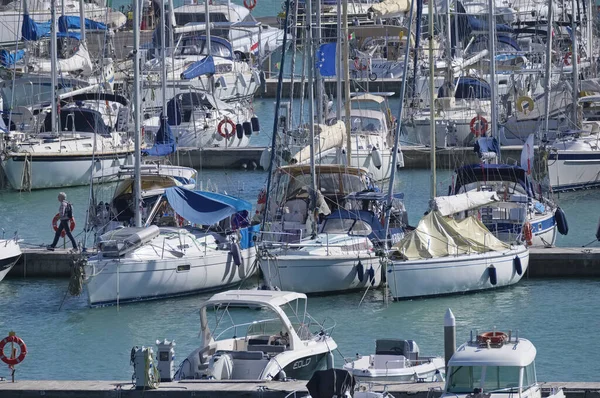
top-left (370, 0), bottom-right (410, 17)
top-left (181, 56), bottom-right (215, 80)
top-left (141, 118), bottom-right (177, 157)
top-left (165, 187), bottom-right (252, 226)
top-left (22, 13), bottom-right (51, 41)
top-left (58, 16), bottom-right (107, 32)
top-left (292, 121), bottom-right (346, 164)
top-left (431, 191), bottom-right (500, 216)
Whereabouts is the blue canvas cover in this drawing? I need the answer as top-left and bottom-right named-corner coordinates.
top-left (165, 187), bottom-right (252, 226)
top-left (141, 118), bottom-right (176, 157)
top-left (453, 164), bottom-right (533, 197)
top-left (22, 13), bottom-right (51, 41)
top-left (323, 209), bottom-right (386, 242)
top-left (0, 49), bottom-right (25, 66)
top-left (239, 224), bottom-right (260, 249)
top-left (474, 137), bottom-right (500, 158)
top-left (467, 15), bottom-right (513, 33)
top-left (181, 55), bottom-right (215, 79)
top-left (58, 16), bottom-right (107, 32)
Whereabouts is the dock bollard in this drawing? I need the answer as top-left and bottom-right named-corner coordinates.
top-left (444, 308), bottom-right (456, 374)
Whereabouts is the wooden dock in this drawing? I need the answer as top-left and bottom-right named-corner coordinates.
top-left (0, 380), bottom-right (597, 398)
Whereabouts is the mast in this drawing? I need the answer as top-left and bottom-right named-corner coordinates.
top-left (133, 0), bottom-right (142, 227)
top-left (307, 0), bottom-right (318, 235)
top-left (487, 0), bottom-right (498, 159)
top-left (205, 0), bottom-right (213, 94)
top-left (542, 0), bottom-right (553, 137)
top-left (343, 0), bottom-right (351, 164)
top-left (428, 0), bottom-right (436, 197)
top-left (50, 0), bottom-right (58, 136)
top-left (315, 0), bottom-right (323, 124)
top-left (571, 0), bottom-right (579, 127)
top-left (78, 0), bottom-right (86, 44)
top-left (160, 0), bottom-right (168, 139)
top-left (336, 0), bottom-right (342, 120)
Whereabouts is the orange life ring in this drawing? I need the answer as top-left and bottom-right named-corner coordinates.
top-left (563, 52), bottom-right (580, 66)
top-left (470, 116), bottom-right (488, 137)
top-left (52, 213), bottom-right (76, 238)
top-left (0, 334), bottom-right (27, 366)
top-left (217, 118), bottom-right (236, 139)
top-left (243, 0), bottom-right (257, 10)
top-left (476, 331), bottom-right (508, 346)
top-left (523, 221), bottom-right (533, 246)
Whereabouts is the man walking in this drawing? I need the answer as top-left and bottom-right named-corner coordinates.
top-left (47, 192), bottom-right (78, 251)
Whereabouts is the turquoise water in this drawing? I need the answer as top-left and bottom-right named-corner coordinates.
top-left (111, 0), bottom-right (283, 18)
top-left (0, 278), bottom-right (599, 381)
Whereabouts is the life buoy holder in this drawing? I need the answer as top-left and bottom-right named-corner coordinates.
top-left (563, 52), bottom-right (580, 66)
top-left (52, 213), bottom-right (76, 238)
top-left (0, 334), bottom-right (27, 366)
top-left (469, 116), bottom-right (488, 136)
top-left (523, 221), bottom-right (533, 246)
top-left (476, 331), bottom-right (508, 346)
top-left (516, 96), bottom-right (534, 114)
top-left (217, 118), bottom-right (236, 139)
top-left (243, 0), bottom-right (257, 10)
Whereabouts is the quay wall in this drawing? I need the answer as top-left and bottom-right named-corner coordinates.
top-left (8, 247), bottom-right (600, 279)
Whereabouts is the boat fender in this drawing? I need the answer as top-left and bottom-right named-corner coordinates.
top-left (259, 147), bottom-right (271, 170)
top-left (488, 265), bottom-right (497, 286)
top-left (236, 123), bottom-right (244, 139)
top-left (251, 116), bottom-right (260, 133)
top-left (230, 241), bottom-right (242, 266)
top-left (596, 217), bottom-right (600, 241)
top-left (371, 147), bottom-right (382, 169)
top-left (243, 122), bottom-right (253, 136)
top-left (381, 261), bottom-right (387, 283)
top-left (513, 256), bottom-right (523, 276)
top-left (356, 260), bottom-right (364, 282)
top-left (555, 207), bottom-right (569, 235)
top-left (368, 266), bottom-right (375, 285)
top-left (275, 369), bottom-right (286, 381)
top-left (326, 352), bottom-right (334, 369)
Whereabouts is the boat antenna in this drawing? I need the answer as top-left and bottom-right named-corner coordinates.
top-left (260, 0), bottom-right (292, 232)
top-left (383, 0), bottom-right (416, 242)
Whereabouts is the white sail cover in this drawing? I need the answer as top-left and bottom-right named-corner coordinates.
top-left (292, 121), bottom-right (347, 164)
top-left (371, 0), bottom-right (410, 17)
top-left (33, 43), bottom-right (93, 75)
top-left (392, 211), bottom-right (509, 260)
top-left (432, 191), bottom-right (500, 216)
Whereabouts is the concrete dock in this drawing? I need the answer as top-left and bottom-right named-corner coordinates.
top-left (7, 247), bottom-right (600, 279)
top-left (0, 380), bottom-right (597, 398)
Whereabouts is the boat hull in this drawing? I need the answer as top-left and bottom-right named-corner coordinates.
top-left (0, 239), bottom-right (21, 282)
top-left (260, 253), bottom-right (381, 294)
top-left (318, 148), bottom-right (394, 181)
top-left (388, 246), bottom-right (529, 299)
top-left (344, 357), bottom-right (444, 382)
top-left (547, 151), bottom-right (600, 191)
top-left (85, 249), bottom-right (256, 306)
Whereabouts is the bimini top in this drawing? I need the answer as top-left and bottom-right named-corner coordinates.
top-left (453, 164), bottom-right (533, 197)
top-left (450, 337), bottom-right (536, 367)
top-left (165, 187), bottom-right (251, 226)
top-left (203, 290), bottom-right (307, 309)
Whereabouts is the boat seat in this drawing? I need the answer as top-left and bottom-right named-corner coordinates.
top-left (247, 338), bottom-right (270, 346)
top-left (373, 354), bottom-right (407, 369)
top-left (247, 344), bottom-right (286, 354)
top-left (229, 351), bottom-right (266, 360)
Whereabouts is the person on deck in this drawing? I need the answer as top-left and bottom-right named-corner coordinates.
top-left (47, 192), bottom-right (78, 251)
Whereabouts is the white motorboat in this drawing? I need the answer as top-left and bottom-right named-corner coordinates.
top-left (387, 210), bottom-right (529, 300)
top-left (1, 93), bottom-right (135, 190)
top-left (84, 187), bottom-right (259, 306)
top-left (344, 339), bottom-right (445, 382)
top-left (443, 330), bottom-right (565, 398)
top-left (547, 129), bottom-right (600, 191)
top-left (176, 290), bottom-right (337, 380)
top-left (0, 235), bottom-right (21, 282)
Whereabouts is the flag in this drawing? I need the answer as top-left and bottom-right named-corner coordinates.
top-left (250, 42), bottom-right (259, 55)
top-left (520, 134), bottom-right (535, 175)
top-left (348, 32), bottom-right (356, 40)
top-left (315, 43), bottom-right (336, 77)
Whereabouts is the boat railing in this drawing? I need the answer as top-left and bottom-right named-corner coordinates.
top-left (214, 317), bottom-right (282, 341)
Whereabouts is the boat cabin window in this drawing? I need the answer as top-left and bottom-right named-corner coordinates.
top-left (180, 37), bottom-right (233, 59)
top-left (285, 173), bottom-right (366, 199)
top-left (447, 366), bottom-right (522, 393)
top-left (321, 218), bottom-right (373, 236)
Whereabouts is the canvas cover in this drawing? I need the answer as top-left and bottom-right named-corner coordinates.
top-left (392, 211), bottom-right (508, 260)
top-left (371, 0), bottom-right (410, 17)
top-left (432, 191), bottom-right (500, 216)
top-left (291, 121), bottom-right (346, 163)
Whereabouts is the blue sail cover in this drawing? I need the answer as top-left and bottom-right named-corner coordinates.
top-left (0, 49), bottom-right (25, 66)
top-left (22, 13), bottom-right (51, 41)
top-left (453, 164), bottom-right (533, 197)
top-left (165, 187), bottom-right (252, 226)
top-left (181, 56), bottom-right (215, 80)
top-left (467, 15), bottom-right (513, 33)
top-left (58, 16), bottom-right (107, 32)
top-left (474, 137), bottom-right (500, 158)
top-left (141, 118), bottom-right (176, 156)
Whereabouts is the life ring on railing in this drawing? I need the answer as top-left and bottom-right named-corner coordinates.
top-left (476, 331), bottom-right (508, 346)
top-left (52, 213), bottom-right (76, 238)
top-left (217, 118), bottom-right (236, 139)
top-left (563, 52), bottom-right (580, 66)
top-left (516, 96), bottom-right (534, 114)
top-left (469, 116), bottom-right (488, 137)
top-left (523, 221), bottom-right (533, 246)
top-left (243, 0), bottom-right (257, 10)
top-left (0, 334), bottom-right (27, 366)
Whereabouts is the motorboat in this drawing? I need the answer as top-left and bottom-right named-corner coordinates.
top-left (387, 210), bottom-right (529, 300)
top-left (1, 93), bottom-right (135, 190)
top-left (344, 339), bottom-right (445, 382)
top-left (0, 234), bottom-right (21, 282)
top-left (176, 290), bottom-right (337, 380)
top-left (443, 330), bottom-right (565, 398)
top-left (84, 187), bottom-right (259, 306)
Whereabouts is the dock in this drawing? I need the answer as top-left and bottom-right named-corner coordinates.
top-left (7, 247), bottom-right (600, 279)
top-left (0, 380), bottom-right (597, 398)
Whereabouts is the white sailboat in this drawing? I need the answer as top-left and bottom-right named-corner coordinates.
top-left (0, 234), bottom-right (21, 282)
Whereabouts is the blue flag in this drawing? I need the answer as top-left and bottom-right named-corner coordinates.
top-left (316, 43), bottom-right (337, 77)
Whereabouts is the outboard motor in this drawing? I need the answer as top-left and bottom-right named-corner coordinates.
top-left (207, 352), bottom-right (233, 380)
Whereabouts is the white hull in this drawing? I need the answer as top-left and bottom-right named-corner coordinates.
top-left (2, 152), bottom-right (133, 190)
top-left (388, 246), bottom-right (529, 299)
top-left (85, 238), bottom-right (256, 306)
top-left (0, 239), bottom-right (21, 282)
top-left (547, 150), bottom-right (600, 191)
top-left (344, 356), bottom-right (444, 382)
top-left (260, 254), bottom-right (381, 294)
top-left (318, 148), bottom-right (394, 181)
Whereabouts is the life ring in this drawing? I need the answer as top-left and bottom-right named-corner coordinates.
top-left (369, 72), bottom-right (377, 82)
top-left (469, 116), bottom-right (488, 136)
top-left (243, 0), bottom-right (257, 10)
top-left (476, 331), bottom-right (508, 346)
top-left (516, 96), bottom-right (534, 114)
top-left (217, 118), bottom-right (236, 139)
top-left (52, 213), bottom-right (76, 238)
top-left (563, 52), bottom-right (580, 66)
top-left (0, 334), bottom-right (27, 366)
top-left (523, 221), bottom-right (533, 246)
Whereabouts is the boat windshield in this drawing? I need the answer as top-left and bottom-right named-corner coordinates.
top-left (446, 365), bottom-right (523, 393)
